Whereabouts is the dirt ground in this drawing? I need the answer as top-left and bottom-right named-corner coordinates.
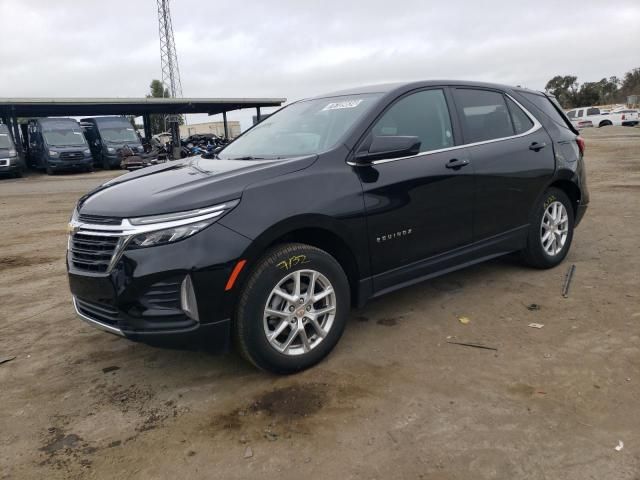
top-left (1, 126), bottom-right (639, 480)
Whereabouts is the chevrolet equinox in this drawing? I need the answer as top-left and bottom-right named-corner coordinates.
top-left (67, 80), bottom-right (588, 373)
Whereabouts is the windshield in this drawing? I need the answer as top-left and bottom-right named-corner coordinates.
top-left (0, 132), bottom-right (13, 149)
top-left (220, 93), bottom-right (382, 159)
top-left (42, 123), bottom-right (87, 147)
top-left (99, 125), bottom-right (140, 144)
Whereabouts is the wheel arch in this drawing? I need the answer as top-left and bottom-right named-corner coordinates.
top-left (548, 178), bottom-right (581, 218)
top-left (232, 215), bottom-right (367, 308)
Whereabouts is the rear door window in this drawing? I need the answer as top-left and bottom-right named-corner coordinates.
top-left (586, 107), bottom-right (600, 116)
top-left (453, 89), bottom-right (515, 143)
top-left (371, 89), bottom-right (454, 152)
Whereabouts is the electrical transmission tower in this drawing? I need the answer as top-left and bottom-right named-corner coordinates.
top-left (157, 0), bottom-right (183, 157)
top-left (157, 0), bottom-right (183, 99)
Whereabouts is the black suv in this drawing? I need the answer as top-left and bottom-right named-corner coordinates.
top-left (67, 80), bottom-right (588, 373)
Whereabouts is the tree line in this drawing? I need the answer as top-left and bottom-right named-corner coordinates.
top-left (545, 67), bottom-right (640, 108)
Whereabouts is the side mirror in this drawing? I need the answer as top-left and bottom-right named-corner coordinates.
top-left (354, 135), bottom-right (421, 163)
top-left (94, 139), bottom-right (101, 147)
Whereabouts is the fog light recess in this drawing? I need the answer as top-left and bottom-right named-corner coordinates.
top-left (180, 275), bottom-right (200, 322)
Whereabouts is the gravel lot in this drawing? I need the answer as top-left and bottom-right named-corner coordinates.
top-left (1, 127), bottom-right (639, 479)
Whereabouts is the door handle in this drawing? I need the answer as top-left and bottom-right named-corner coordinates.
top-left (529, 142), bottom-right (547, 152)
top-left (445, 158), bottom-right (469, 169)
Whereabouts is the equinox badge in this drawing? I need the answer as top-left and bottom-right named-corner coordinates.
top-left (376, 229), bottom-right (413, 243)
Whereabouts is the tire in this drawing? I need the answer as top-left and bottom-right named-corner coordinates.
top-left (599, 120), bottom-right (612, 128)
top-left (102, 155), bottom-right (111, 170)
top-left (522, 188), bottom-right (574, 269)
top-left (46, 165), bottom-right (54, 175)
top-left (235, 243), bottom-right (350, 374)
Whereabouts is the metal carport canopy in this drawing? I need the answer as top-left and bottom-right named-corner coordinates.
top-left (0, 97), bottom-right (286, 117)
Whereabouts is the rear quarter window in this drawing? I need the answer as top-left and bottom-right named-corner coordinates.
top-left (519, 92), bottom-right (576, 133)
top-left (505, 97), bottom-right (534, 134)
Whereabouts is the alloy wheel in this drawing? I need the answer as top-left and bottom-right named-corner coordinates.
top-left (263, 269), bottom-right (336, 356)
top-left (540, 201), bottom-right (569, 256)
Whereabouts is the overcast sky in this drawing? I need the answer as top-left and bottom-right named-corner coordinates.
top-left (1, 0), bottom-right (638, 128)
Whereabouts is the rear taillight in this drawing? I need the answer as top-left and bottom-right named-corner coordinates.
top-left (576, 136), bottom-right (585, 156)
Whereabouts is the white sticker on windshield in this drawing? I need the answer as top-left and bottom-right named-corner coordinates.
top-left (322, 99), bottom-right (363, 111)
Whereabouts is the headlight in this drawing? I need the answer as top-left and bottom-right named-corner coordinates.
top-left (83, 149), bottom-right (91, 155)
top-left (107, 147), bottom-right (115, 153)
top-left (125, 200), bottom-right (240, 249)
top-left (49, 150), bottom-right (59, 157)
top-left (9, 149), bottom-right (17, 158)
top-left (128, 221), bottom-right (212, 248)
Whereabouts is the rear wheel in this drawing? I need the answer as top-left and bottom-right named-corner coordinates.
top-left (599, 120), bottom-right (612, 128)
top-left (522, 188), bottom-right (574, 269)
top-left (235, 243), bottom-right (350, 374)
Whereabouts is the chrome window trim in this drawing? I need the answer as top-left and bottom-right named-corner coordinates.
top-left (347, 93), bottom-right (542, 167)
top-left (73, 296), bottom-right (124, 336)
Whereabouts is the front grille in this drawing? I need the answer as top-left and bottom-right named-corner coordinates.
top-left (60, 151), bottom-right (84, 161)
top-left (76, 298), bottom-right (119, 326)
top-left (70, 233), bottom-right (120, 273)
top-left (77, 214), bottom-right (122, 226)
top-left (141, 280), bottom-right (182, 310)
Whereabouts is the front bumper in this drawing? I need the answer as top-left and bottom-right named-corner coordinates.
top-left (48, 156), bottom-right (93, 170)
top-left (0, 157), bottom-right (22, 174)
top-left (67, 222), bottom-right (251, 347)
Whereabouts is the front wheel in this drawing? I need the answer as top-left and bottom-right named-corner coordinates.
top-left (234, 243), bottom-right (350, 374)
top-left (522, 188), bottom-right (574, 269)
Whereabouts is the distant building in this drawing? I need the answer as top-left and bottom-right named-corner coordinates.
top-left (180, 120), bottom-right (241, 139)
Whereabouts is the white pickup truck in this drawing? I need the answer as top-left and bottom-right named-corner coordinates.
top-left (565, 106), bottom-right (639, 128)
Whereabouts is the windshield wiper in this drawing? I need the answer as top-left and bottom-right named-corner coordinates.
top-left (231, 156), bottom-right (265, 160)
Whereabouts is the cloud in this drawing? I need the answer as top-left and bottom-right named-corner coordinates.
top-left (1, 0), bottom-right (638, 128)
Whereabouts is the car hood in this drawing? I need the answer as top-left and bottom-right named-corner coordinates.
top-left (78, 155), bottom-right (318, 218)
